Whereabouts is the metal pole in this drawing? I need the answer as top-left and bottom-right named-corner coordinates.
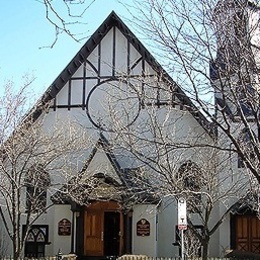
top-left (181, 229), bottom-right (184, 260)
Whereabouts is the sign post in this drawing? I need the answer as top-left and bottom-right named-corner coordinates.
top-left (178, 198), bottom-right (187, 260)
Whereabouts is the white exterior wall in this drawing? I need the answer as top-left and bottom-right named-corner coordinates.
top-left (218, 205), bottom-right (231, 256)
top-left (158, 196), bottom-right (222, 258)
top-left (214, 102), bottom-right (258, 256)
top-left (216, 128), bottom-right (236, 256)
top-left (132, 204), bottom-right (158, 256)
top-left (157, 196), bottom-right (178, 257)
top-left (47, 205), bottom-right (72, 256)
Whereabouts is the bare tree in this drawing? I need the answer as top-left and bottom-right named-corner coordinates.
top-left (124, 0), bottom-right (260, 190)
top-left (84, 75), bottom-right (246, 258)
top-left (15, 0), bottom-right (260, 257)
top-left (29, 0), bottom-right (260, 258)
top-left (103, 98), bottom-right (250, 259)
top-left (0, 228), bottom-right (8, 258)
top-left (0, 80), bottom-right (88, 260)
top-left (95, 0), bottom-right (260, 257)
top-left (36, 0), bottom-right (97, 47)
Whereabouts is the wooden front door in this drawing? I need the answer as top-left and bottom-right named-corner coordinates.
top-left (84, 201), bottom-right (124, 256)
top-left (234, 214), bottom-right (260, 253)
top-left (84, 209), bottom-right (103, 256)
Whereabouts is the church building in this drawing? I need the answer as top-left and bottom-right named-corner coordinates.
top-left (1, 1), bottom-right (260, 259)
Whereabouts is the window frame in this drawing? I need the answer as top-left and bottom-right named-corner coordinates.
top-left (23, 225), bottom-right (49, 258)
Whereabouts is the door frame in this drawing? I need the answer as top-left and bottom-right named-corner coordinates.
top-left (231, 213), bottom-right (260, 253)
top-left (83, 201), bottom-right (124, 257)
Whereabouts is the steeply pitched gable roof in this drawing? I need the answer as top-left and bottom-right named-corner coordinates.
top-left (51, 133), bottom-right (159, 205)
top-left (80, 133), bottom-right (161, 204)
top-left (28, 11), bottom-right (214, 137)
top-left (80, 133), bottom-right (126, 186)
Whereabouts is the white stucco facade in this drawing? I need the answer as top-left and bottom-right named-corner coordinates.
top-left (1, 5), bottom-right (259, 259)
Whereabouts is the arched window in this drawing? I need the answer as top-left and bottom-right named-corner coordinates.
top-left (25, 164), bottom-right (50, 213)
top-left (23, 225), bottom-right (49, 258)
top-left (178, 161), bottom-right (203, 191)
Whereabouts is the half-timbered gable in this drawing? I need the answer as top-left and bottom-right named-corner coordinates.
top-left (29, 12), bottom-right (213, 139)
top-left (30, 11), bottom-right (215, 191)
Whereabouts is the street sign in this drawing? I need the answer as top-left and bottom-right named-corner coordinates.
top-left (178, 224), bottom-right (187, 230)
top-left (178, 197), bottom-right (187, 230)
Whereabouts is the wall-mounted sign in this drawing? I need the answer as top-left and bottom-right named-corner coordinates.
top-left (136, 218), bottom-right (150, 236)
top-left (58, 218), bottom-right (71, 236)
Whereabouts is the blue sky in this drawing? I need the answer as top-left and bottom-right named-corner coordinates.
top-left (0, 0), bottom-right (133, 98)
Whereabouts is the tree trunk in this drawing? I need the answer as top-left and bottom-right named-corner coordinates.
top-left (201, 238), bottom-right (209, 260)
top-left (12, 238), bottom-right (22, 260)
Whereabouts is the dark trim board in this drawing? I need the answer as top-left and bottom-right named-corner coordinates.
top-left (82, 61), bottom-right (86, 109)
top-left (112, 26), bottom-right (116, 77)
top-left (230, 213), bottom-right (236, 250)
top-left (76, 208), bottom-right (84, 257)
top-left (70, 74), bottom-right (156, 80)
